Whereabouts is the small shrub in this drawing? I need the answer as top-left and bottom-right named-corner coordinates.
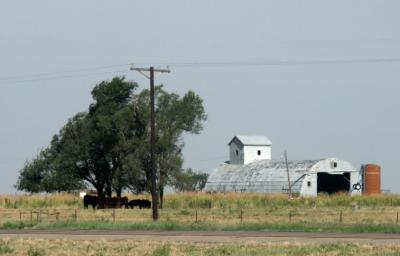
top-left (166, 198), bottom-right (180, 209)
top-left (362, 218), bottom-right (375, 225)
top-left (180, 209), bottom-right (191, 215)
top-left (319, 243), bottom-right (358, 254)
top-left (2, 221), bottom-right (26, 229)
top-left (0, 240), bottom-right (14, 254)
top-left (27, 247), bottom-right (46, 256)
top-left (152, 244), bottom-right (171, 256)
top-left (213, 246), bottom-right (234, 255)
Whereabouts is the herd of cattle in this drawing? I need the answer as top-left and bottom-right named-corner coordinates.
top-left (83, 195), bottom-right (151, 209)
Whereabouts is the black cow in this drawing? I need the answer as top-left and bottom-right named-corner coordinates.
top-left (106, 196), bottom-right (128, 208)
top-left (83, 195), bottom-right (98, 209)
top-left (105, 196), bottom-right (129, 208)
top-left (84, 195), bottom-right (129, 209)
top-left (127, 199), bottom-right (141, 209)
top-left (127, 199), bottom-right (151, 209)
top-left (140, 199), bottom-right (151, 209)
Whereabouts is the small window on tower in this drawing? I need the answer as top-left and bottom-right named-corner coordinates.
top-left (235, 150), bottom-right (239, 156)
top-left (257, 150), bottom-right (261, 155)
top-left (331, 162), bottom-right (338, 168)
top-left (307, 181), bottom-right (311, 187)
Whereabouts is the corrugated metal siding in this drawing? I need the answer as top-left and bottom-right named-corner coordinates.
top-left (230, 135), bottom-right (272, 146)
top-left (205, 160), bottom-right (318, 193)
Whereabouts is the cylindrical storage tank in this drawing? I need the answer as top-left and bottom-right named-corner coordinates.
top-left (363, 164), bottom-right (381, 195)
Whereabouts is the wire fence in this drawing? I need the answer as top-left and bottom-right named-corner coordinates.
top-left (1, 207), bottom-right (400, 226)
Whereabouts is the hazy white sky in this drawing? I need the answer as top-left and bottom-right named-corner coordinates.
top-left (1, 1), bottom-right (399, 193)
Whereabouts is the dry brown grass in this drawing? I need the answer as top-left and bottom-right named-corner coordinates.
top-left (1, 192), bottom-right (400, 227)
top-left (0, 238), bottom-right (400, 256)
top-left (2, 192), bottom-right (400, 209)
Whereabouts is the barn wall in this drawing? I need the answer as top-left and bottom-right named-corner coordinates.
top-left (205, 158), bottom-right (362, 197)
top-left (300, 158), bottom-right (362, 196)
top-left (229, 141), bottom-right (243, 165)
top-left (350, 171), bottom-right (362, 195)
top-left (299, 174), bottom-right (316, 196)
top-left (243, 145), bottom-right (271, 164)
top-left (205, 160), bottom-right (317, 193)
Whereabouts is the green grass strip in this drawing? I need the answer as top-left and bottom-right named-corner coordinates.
top-left (3, 220), bottom-right (400, 233)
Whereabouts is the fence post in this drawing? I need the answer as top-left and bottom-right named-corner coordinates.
top-left (19, 211), bottom-right (22, 223)
top-left (339, 210), bottom-right (343, 224)
top-left (112, 209), bottom-right (116, 223)
top-left (74, 209), bottom-right (77, 222)
top-left (240, 208), bottom-right (243, 224)
top-left (397, 212), bottom-right (399, 224)
top-left (195, 209), bottom-right (198, 223)
top-left (289, 211), bottom-right (292, 223)
top-left (30, 210), bottom-right (32, 226)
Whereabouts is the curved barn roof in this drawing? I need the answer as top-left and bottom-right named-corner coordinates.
top-left (205, 159), bottom-right (318, 193)
top-left (228, 135), bottom-right (272, 146)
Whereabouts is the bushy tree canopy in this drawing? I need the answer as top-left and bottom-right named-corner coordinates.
top-left (16, 77), bottom-right (207, 208)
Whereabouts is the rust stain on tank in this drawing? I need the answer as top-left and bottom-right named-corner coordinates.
top-left (364, 164), bottom-right (381, 195)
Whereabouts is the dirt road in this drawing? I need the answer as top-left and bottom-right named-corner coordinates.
top-left (0, 230), bottom-right (400, 245)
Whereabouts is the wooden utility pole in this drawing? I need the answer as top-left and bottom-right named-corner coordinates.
top-left (130, 66), bottom-right (170, 221)
top-left (284, 150), bottom-right (292, 198)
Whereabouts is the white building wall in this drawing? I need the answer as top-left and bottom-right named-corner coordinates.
top-left (350, 171), bottom-right (362, 196)
top-left (299, 174), bottom-right (316, 196)
top-left (243, 145), bottom-right (271, 164)
top-left (229, 142), bottom-right (243, 165)
top-left (299, 158), bottom-right (362, 196)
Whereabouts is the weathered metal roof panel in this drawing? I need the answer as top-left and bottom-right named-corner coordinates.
top-left (205, 159), bottom-right (318, 193)
top-left (228, 135), bottom-right (272, 146)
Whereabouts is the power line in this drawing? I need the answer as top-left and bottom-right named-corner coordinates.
top-left (162, 57), bottom-right (400, 67)
top-left (0, 63), bottom-right (131, 81)
top-left (2, 57), bottom-right (400, 86)
top-left (254, 37), bottom-right (400, 46)
top-left (0, 69), bottom-right (130, 86)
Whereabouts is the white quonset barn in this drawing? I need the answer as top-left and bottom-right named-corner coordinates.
top-left (205, 136), bottom-right (362, 196)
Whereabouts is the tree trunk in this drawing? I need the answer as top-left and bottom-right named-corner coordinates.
top-left (116, 187), bottom-right (122, 198)
top-left (159, 185), bottom-right (164, 209)
top-left (96, 188), bottom-right (105, 209)
top-left (116, 187), bottom-right (122, 207)
top-left (105, 184), bottom-right (112, 198)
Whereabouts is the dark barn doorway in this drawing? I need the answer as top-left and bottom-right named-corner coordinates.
top-left (317, 172), bottom-right (350, 194)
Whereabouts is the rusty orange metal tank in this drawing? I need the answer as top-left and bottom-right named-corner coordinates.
top-left (363, 164), bottom-right (381, 195)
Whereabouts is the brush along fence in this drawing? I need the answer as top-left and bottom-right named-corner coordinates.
top-left (0, 207), bottom-right (398, 226)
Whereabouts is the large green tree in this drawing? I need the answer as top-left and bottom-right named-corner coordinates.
top-left (15, 147), bottom-right (84, 193)
top-left (133, 86), bottom-right (207, 207)
top-left (16, 77), bottom-right (207, 209)
top-left (17, 77), bottom-right (141, 206)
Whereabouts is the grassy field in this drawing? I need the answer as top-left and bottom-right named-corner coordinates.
top-left (1, 193), bottom-right (400, 233)
top-left (0, 238), bottom-right (399, 256)
top-left (2, 192), bottom-right (400, 209)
